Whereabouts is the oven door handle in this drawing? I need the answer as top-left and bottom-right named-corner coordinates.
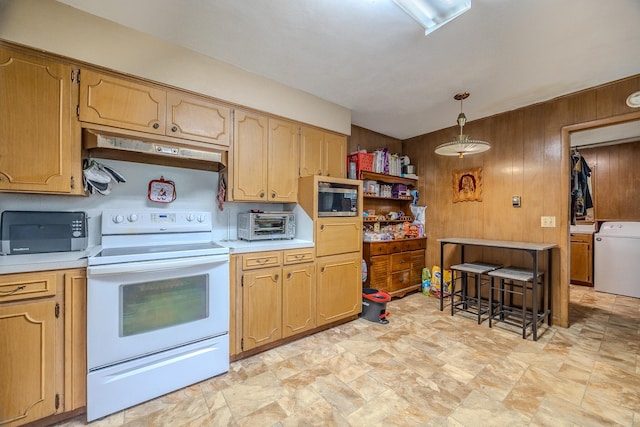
top-left (87, 254), bottom-right (229, 276)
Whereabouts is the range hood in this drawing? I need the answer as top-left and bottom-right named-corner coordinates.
top-left (83, 127), bottom-right (227, 172)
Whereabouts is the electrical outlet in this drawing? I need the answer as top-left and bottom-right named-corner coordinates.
top-left (540, 216), bottom-right (556, 227)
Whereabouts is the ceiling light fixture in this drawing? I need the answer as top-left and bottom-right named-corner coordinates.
top-left (435, 92), bottom-right (491, 158)
top-left (393, 0), bottom-right (471, 35)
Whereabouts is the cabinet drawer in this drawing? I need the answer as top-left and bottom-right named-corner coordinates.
top-left (242, 251), bottom-right (283, 270)
top-left (283, 248), bottom-right (314, 265)
top-left (0, 271), bottom-right (57, 302)
top-left (402, 239), bottom-right (426, 251)
top-left (368, 243), bottom-right (388, 256)
top-left (390, 271), bottom-right (411, 292)
top-left (390, 253), bottom-right (411, 272)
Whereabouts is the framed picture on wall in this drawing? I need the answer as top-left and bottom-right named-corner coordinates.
top-left (453, 167), bottom-right (482, 202)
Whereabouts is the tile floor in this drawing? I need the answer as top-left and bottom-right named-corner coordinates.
top-left (57, 285), bottom-right (639, 427)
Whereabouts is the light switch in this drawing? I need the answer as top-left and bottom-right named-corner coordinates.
top-left (512, 195), bottom-right (521, 207)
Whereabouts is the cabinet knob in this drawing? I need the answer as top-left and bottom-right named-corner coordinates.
top-left (171, 125), bottom-right (178, 132)
top-left (153, 122), bottom-right (160, 129)
top-left (271, 192), bottom-right (276, 199)
top-left (260, 192), bottom-right (265, 198)
top-left (287, 273), bottom-right (292, 279)
top-left (320, 225), bottom-right (325, 230)
top-left (274, 274), bottom-right (279, 281)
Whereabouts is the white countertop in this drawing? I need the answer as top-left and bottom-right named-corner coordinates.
top-left (1, 239), bottom-right (316, 274)
top-left (216, 238), bottom-right (314, 254)
top-left (0, 247), bottom-right (99, 274)
top-left (570, 224), bottom-right (597, 234)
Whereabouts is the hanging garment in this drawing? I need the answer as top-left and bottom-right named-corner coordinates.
top-left (571, 151), bottom-right (593, 224)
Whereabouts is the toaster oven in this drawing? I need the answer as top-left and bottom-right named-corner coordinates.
top-left (237, 212), bottom-right (295, 241)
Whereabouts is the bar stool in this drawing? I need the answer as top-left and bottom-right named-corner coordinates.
top-left (449, 262), bottom-right (502, 324)
top-left (488, 267), bottom-right (544, 339)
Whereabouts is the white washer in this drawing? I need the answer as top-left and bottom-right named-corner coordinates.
top-left (594, 222), bottom-right (640, 298)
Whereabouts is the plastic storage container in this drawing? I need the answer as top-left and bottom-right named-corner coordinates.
top-left (360, 288), bottom-right (391, 324)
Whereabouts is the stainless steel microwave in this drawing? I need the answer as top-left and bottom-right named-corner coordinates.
top-left (318, 184), bottom-right (358, 217)
top-left (237, 212), bottom-right (295, 241)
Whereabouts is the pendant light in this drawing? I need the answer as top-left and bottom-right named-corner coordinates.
top-left (435, 92), bottom-right (491, 158)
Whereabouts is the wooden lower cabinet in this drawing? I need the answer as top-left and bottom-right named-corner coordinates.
top-left (282, 263), bottom-right (316, 338)
top-left (570, 233), bottom-right (593, 285)
top-left (363, 238), bottom-right (426, 297)
top-left (233, 248), bottom-right (316, 355)
top-left (0, 299), bottom-right (57, 426)
top-left (242, 266), bottom-right (283, 351)
top-left (0, 268), bottom-right (86, 427)
top-left (316, 252), bottom-right (362, 326)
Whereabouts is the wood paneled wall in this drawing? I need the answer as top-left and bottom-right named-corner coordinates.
top-left (348, 125), bottom-right (402, 154)
top-left (351, 74), bottom-right (640, 327)
top-left (579, 140), bottom-right (640, 221)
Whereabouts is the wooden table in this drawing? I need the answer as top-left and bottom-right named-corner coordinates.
top-left (438, 237), bottom-right (556, 340)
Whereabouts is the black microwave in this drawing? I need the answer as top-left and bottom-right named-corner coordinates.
top-left (318, 184), bottom-right (358, 217)
top-left (0, 210), bottom-right (88, 255)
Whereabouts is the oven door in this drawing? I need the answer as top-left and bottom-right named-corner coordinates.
top-left (86, 254), bottom-right (229, 370)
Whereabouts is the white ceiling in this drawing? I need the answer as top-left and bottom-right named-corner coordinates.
top-left (57, 0), bottom-right (640, 140)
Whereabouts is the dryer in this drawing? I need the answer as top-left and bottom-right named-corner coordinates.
top-left (594, 222), bottom-right (640, 298)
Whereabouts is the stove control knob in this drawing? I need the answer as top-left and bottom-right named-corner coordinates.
top-left (197, 214), bottom-right (206, 223)
top-left (128, 214), bottom-right (138, 223)
top-left (113, 214), bottom-right (125, 224)
top-left (186, 214), bottom-right (195, 222)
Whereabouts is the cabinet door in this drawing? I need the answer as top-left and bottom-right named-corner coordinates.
top-left (282, 264), bottom-right (316, 338)
top-left (0, 300), bottom-right (57, 426)
top-left (299, 126), bottom-right (324, 177)
top-left (166, 91), bottom-right (231, 146)
top-left (268, 118), bottom-right (299, 202)
top-left (316, 253), bottom-right (361, 326)
top-left (409, 249), bottom-right (426, 287)
top-left (570, 237), bottom-right (592, 284)
top-left (64, 269), bottom-right (86, 411)
top-left (232, 110), bottom-right (269, 201)
top-left (367, 255), bottom-right (389, 292)
top-left (79, 69), bottom-right (166, 135)
top-left (242, 267), bottom-right (282, 351)
top-left (0, 47), bottom-right (74, 193)
top-left (324, 133), bottom-right (347, 178)
top-left (316, 218), bottom-right (362, 257)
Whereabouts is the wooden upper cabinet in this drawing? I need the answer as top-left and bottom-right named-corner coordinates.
top-left (299, 125), bottom-right (346, 178)
top-left (268, 118), bottom-right (299, 202)
top-left (299, 126), bottom-right (324, 177)
top-left (232, 110), bottom-right (269, 201)
top-left (166, 91), bottom-right (230, 147)
top-left (79, 69), bottom-right (231, 147)
top-left (0, 46), bottom-right (79, 194)
top-left (230, 113), bottom-right (298, 202)
top-left (324, 132), bottom-right (347, 178)
top-left (79, 68), bottom-right (166, 135)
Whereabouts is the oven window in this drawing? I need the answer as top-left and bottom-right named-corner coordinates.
top-left (120, 275), bottom-right (208, 337)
